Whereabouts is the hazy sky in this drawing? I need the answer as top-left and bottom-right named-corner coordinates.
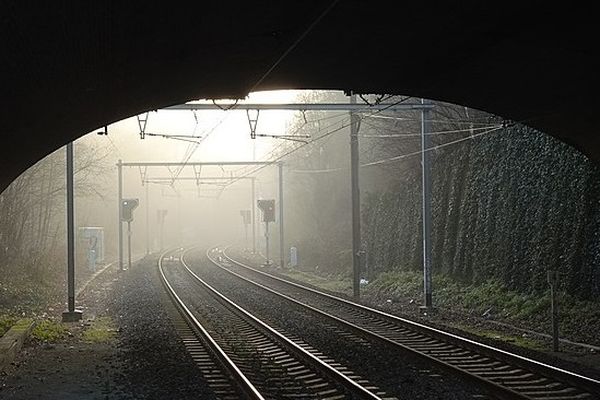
top-left (74, 90), bottom-right (310, 249)
top-left (99, 90), bottom-right (304, 165)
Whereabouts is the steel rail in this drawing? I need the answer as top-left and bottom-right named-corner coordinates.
top-left (158, 248), bottom-right (265, 400)
top-left (182, 248), bottom-right (383, 400)
top-left (218, 247), bottom-right (600, 399)
top-left (208, 247), bottom-right (519, 399)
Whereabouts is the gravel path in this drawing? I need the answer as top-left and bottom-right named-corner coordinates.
top-left (0, 256), bottom-right (216, 399)
top-left (110, 257), bottom-right (217, 399)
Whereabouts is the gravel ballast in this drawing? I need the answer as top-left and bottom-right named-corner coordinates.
top-left (109, 257), bottom-right (217, 399)
top-left (184, 249), bottom-right (488, 400)
top-left (0, 256), bottom-right (217, 399)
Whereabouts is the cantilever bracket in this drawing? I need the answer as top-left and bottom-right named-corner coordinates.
top-left (137, 112), bottom-right (149, 139)
top-left (193, 165), bottom-right (202, 186)
top-left (247, 109), bottom-right (260, 139)
top-left (138, 166), bottom-right (148, 186)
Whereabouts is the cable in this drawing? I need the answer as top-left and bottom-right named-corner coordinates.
top-left (289, 125), bottom-right (506, 173)
top-left (172, 111), bottom-right (230, 179)
top-left (361, 125), bottom-right (505, 167)
top-left (249, 0), bottom-right (340, 92)
top-left (365, 114), bottom-right (497, 125)
top-left (105, 134), bottom-right (123, 159)
top-left (228, 111), bottom-right (349, 176)
top-left (359, 122), bottom-right (503, 137)
top-left (220, 96), bottom-right (420, 186)
top-left (196, 97), bottom-right (428, 195)
top-left (144, 132), bottom-right (202, 144)
top-left (223, 117), bottom-right (354, 186)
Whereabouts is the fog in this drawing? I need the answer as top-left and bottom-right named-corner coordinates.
top-left (79, 90), bottom-right (299, 261)
top-left (3, 88), bottom-right (599, 312)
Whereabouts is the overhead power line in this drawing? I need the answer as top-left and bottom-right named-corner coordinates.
top-left (248, 0), bottom-right (341, 92)
top-left (365, 114), bottom-right (498, 125)
top-left (216, 96), bottom-right (423, 187)
top-left (361, 125), bottom-right (505, 167)
top-left (360, 123), bottom-right (503, 138)
top-left (290, 125), bottom-right (506, 174)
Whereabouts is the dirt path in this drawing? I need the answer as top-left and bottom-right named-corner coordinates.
top-left (0, 255), bottom-right (214, 399)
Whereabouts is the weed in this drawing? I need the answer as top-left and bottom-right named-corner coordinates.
top-left (82, 317), bottom-right (116, 343)
top-left (0, 315), bottom-right (18, 336)
top-left (31, 319), bottom-right (67, 342)
top-left (449, 323), bottom-right (547, 351)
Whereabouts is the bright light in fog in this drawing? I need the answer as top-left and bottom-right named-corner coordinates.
top-left (104, 90), bottom-right (302, 163)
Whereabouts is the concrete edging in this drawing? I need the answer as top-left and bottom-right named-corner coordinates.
top-left (0, 319), bottom-right (34, 372)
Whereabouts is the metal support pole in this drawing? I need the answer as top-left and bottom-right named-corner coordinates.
top-left (548, 271), bottom-right (560, 352)
top-left (177, 196), bottom-right (181, 245)
top-left (145, 183), bottom-right (149, 255)
top-left (350, 93), bottom-right (361, 299)
top-left (160, 217), bottom-right (164, 250)
top-left (118, 159), bottom-right (124, 271)
top-left (127, 221), bottom-right (132, 270)
top-left (66, 143), bottom-right (75, 312)
top-left (421, 99), bottom-right (433, 309)
top-left (278, 163), bottom-right (284, 268)
top-left (251, 178), bottom-right (257, 254)
top-left (62, 142), bottom-right (81, 322)
top-left (265, 221), bottom-right (270, 265)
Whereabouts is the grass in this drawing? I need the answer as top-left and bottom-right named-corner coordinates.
top-left (448, 322), bottom-right (548, 351)
top-left (82, 317), bottom-right (116, 343)
top-left (279, 266), bottom-right (600, 346)
top-left (279, 268), bottom-right (353, 295)
top-left (363, 270), bottom-right (424, 300)
top-left (0, 314), bottom-right (19, 337)
top-left (31, 319), bottom-right (68, 342)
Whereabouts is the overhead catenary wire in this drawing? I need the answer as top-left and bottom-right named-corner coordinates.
top-left (365, 114), bottom-right (499, 125)
top-left (157, 95), bottom-right (407, 180)
top-left (362, 125), bottom-right (505, 167)
top-left (216, 96), bottom-right (422, 187)
top-left (359, 122), bottom-right (503, 137)
top-left (171, 110), bottom-right (231, 180)
top-left (222, 118), bottom-right (354, 186)
top-left (290, 124), bottom-right (506, 174)
top-left (105, 133), bottom-right (124, 159)
top-left (227, 112), bottom-right (349, 177)
top-left (248, 0), bottom-right (340, 92)
top-left (156, 95), bottom-right (490, 192)
top-left (144, 132), bottom-right (203, 144)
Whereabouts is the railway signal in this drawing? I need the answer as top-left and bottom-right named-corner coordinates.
top-left (257, 199), bottom-right (275, 222)
top-left (121, 198), bottom-right (139, 269)
top-left (121, 198), bottom-right (139, 222)
top-left (257, 199), bottom-right (275, 265)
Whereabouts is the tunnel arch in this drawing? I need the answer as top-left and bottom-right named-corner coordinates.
top-left (1, 2), bottom-right (599, 191)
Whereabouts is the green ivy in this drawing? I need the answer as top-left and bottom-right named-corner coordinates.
top-left (363, 125), bottom-right (600, 301)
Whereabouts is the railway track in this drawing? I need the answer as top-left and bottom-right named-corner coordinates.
top-left (159, 248), bottom-right (389, 399)
top-left (159, 249), bottom-right (260, 399)
top-left (204, 246), bottom-right (600, 400)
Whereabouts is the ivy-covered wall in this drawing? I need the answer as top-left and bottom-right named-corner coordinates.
top-left (363, 125), bottom-right (600, 300)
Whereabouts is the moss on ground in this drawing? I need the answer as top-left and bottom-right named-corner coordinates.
top-left (31, 319), bottom-right (68, 342)
top-left (0, 315), bottom-right (19, 336)
top-left (83, 317), bottom-right (116, 343)
top-left (447, 323), bottom-right (547, 351)
top-left (275, 266), bottom-right (600, 347)
top-left (279, 268), bottom-right (352, 295)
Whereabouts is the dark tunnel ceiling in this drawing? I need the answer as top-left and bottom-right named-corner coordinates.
top-left (1, 2), bottom-right (599, 191)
